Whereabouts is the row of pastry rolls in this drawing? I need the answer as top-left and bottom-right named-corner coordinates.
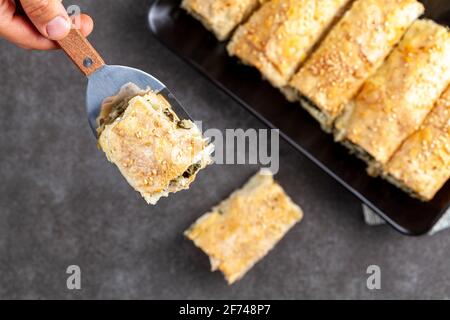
top-left (287, 0), bottom-right (425, 130)
top-left (181, 0), bottom-right (268, 41)
top-left (184, 0), bottom-right (424, 119)
top-left (382, 87), bottom-right (450, 201)
top-left (335, 20), bottom-right (450, 200)
top-left (227, 0), bottom-right (353, 89)
top-left (183, 0), bottom-right (450, 201)
top-left (335, 20), bottom-right (450, 168)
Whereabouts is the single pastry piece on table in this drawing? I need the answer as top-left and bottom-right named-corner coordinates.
top-left (382, 87), bottom-right (450, 201)
top-left (97, 83), bottom-right (213, 205)
top-left (227, 0), bottom-right (352, 94)
top-left (287, 0), bottom-right (424, 131)
top-left (335, 20), bottom-right (450, 174)
top-left (185, 170), bottom-right (303, 284)
top-left (181, 0), bottom-right (266, 41)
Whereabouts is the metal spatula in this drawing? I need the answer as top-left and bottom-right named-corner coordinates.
top-left (57, 28), bottom-right (191, 136)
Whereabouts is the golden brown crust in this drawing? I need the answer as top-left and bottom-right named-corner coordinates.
top-left (96, 83), bottom-right (147, 136)
top-left (185, 170), bottom-right (303, 284)
top-left (181, 0), bottom-right (263, 41)
top-left (98, 89), bottom-right (212, 205)
top-left (227, 0), bottom-right (351, 88)
top-left (340, 20), bottom-right (450, 166)
top-left (383, 88), bottom-right (450, 201)
top-left (288, 0), bottom-right (424, 129)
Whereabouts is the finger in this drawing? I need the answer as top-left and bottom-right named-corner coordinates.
top-left (3, 14), bottom-right (94, 50)
top-left (78, 14), bottom-right (93, 37)
top-left (20, 0), bottom-right (71, 40)
top-left (1, 15), bottom-right (58, 50)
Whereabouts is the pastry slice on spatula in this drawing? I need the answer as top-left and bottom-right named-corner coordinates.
top-left (58, 28), bottom-right (213, 204)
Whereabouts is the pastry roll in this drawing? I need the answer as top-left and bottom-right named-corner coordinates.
top-left (382, 87), bottom-right (450, 201)
top-left (227, 0), bottom-right (351, 90)
top-left (181, 0), bottom-right (265, 41)
top-left (288, 0), bottom-right (424, 130)
top-left (336, 20), bottom-right (450, 170)
top-left (185, 170), bottom-right (303, 284)
top-left (97, 83), bottom-right (213, 205)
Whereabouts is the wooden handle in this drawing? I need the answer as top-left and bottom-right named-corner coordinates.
top-left (57, 28), bottom-right (105, 77)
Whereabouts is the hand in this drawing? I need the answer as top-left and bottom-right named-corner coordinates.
top-left (0, 0), bottom-right (93, 50)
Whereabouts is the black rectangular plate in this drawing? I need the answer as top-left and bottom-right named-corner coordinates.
top-left (148, 0), bottom-right (450, 236)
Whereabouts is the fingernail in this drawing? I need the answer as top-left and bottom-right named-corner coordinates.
top-left (46, 16), bottom-right (71, 40)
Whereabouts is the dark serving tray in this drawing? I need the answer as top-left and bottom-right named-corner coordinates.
top-left (148, 0), bottom-right (450, 235)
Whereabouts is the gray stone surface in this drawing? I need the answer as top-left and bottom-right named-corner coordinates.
top-left (0, 0), bottom-right (449, 300)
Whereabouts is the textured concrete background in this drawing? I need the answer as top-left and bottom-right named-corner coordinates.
top-left (0, 0), bottom-right (450, 299)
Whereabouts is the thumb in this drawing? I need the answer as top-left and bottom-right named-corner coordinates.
top-left (20, 0), bottom-right (71, 40)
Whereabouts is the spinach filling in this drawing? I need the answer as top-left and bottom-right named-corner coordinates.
top-left (177, 119), bottom-right (194, 130)
top-left (97, 97), bottom-right (134, 135)
top-left (183, 162), bottom-right (202, 178)
top-left (169, 162), bottom-right (202, 186)
top-left (163, 108), bottom-right (176, 122)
